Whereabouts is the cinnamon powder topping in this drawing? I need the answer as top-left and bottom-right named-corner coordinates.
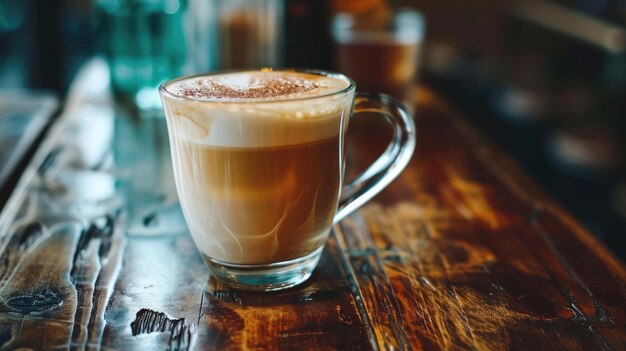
top-left (168, 73), bottom-right (325, 101)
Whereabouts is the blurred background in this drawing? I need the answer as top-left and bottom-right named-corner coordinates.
top-left (0, 0), bottom-right (625, 260)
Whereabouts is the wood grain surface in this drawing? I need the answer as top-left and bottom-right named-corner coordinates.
top-left (0, 61), bottom-right (624, 350)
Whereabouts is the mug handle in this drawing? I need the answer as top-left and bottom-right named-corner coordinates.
top-left (334, 93), bottom-right (417, 224)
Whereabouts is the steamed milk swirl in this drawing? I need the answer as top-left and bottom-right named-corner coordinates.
top-left (162, 71), bottom-right (353, 264)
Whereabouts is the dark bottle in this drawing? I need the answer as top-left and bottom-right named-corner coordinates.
top-left (284, 0), bottom-right (332, 69)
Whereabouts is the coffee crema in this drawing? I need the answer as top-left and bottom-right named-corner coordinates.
top-left (162, 71), bottom-right (355, 264)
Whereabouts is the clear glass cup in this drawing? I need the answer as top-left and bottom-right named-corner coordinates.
top-left (159, 70), bottom-right (415, 291)
top-left (332, 8), bottom-right (424, 106)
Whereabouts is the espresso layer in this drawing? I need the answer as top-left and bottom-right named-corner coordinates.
top-left (172, 137), bottom-right (341, 264)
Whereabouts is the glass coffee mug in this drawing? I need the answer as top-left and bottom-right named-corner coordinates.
top-left (160, 70), bottom-right (415, 291)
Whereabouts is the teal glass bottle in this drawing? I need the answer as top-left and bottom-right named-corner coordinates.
top-left (97, 0), bottom-right (187, 110)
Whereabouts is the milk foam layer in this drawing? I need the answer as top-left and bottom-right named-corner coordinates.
top-left (162, 71), bottom-right (355, 148)
top-left (165, 71), bottom-right (350, 101)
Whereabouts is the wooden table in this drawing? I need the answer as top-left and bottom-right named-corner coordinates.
top-left (0, 61), bottom-right (625, 350)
